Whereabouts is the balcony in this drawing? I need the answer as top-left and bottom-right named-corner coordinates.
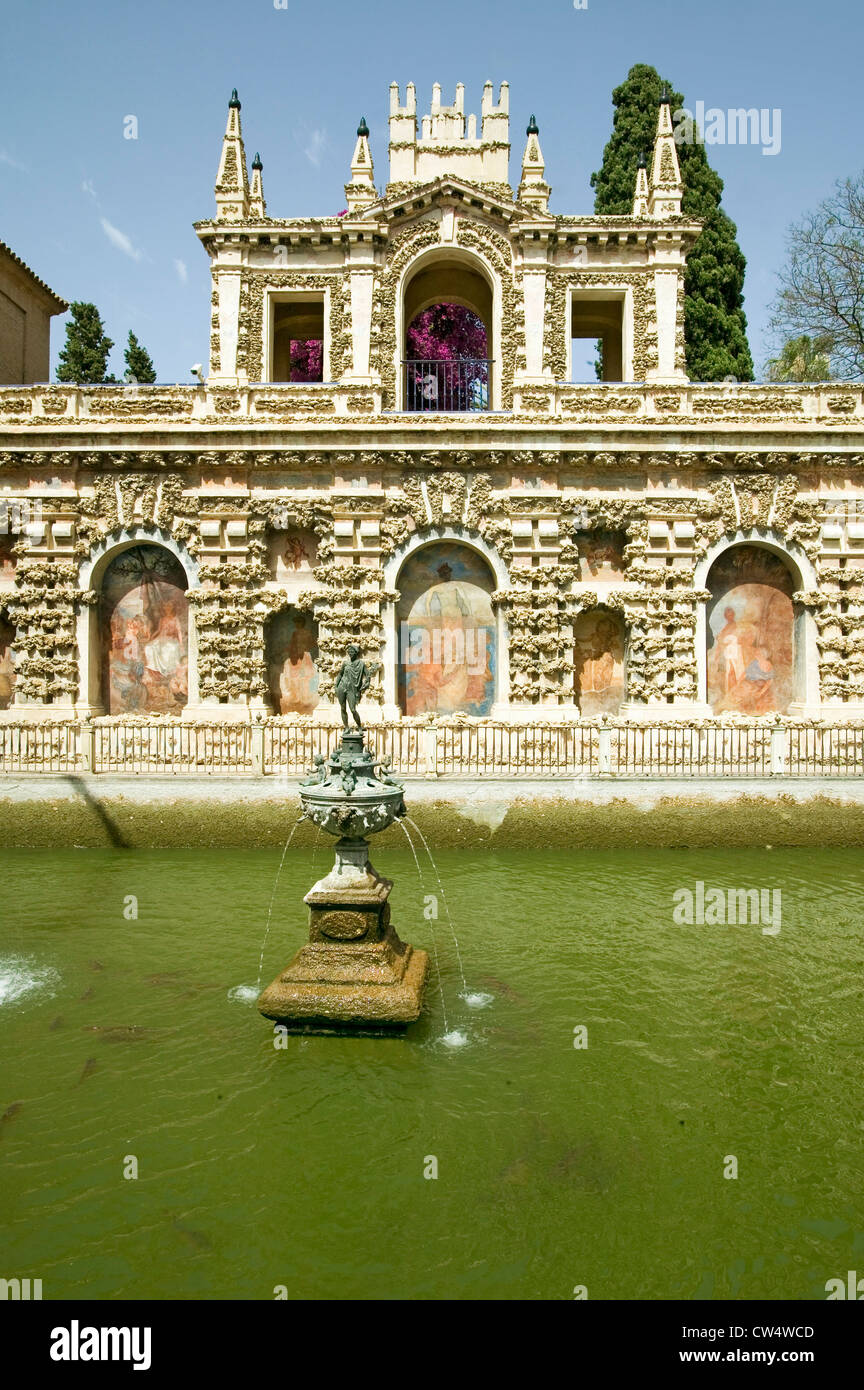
top-left (402, 358), bottom-right (491, 412)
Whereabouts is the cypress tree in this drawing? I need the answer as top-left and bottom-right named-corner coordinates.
top-left (56, 302), bottom-right (115, 383)
top-left (124, 332), bottom-right (157, 384)
top-left (591, 63), bottom-right (754, 382)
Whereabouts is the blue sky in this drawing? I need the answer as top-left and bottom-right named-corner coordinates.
top-left (1, 0), bottom-right (860, 383)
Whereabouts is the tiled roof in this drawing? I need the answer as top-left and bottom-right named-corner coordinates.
top-left (0, 239), bottom-right (68, 311)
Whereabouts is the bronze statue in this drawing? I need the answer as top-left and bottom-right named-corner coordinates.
top-left (335, 644), bottom-right (370, 728)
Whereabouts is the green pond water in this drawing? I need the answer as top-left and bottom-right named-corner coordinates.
top-left (1, 844), bottom-right (862, 1302)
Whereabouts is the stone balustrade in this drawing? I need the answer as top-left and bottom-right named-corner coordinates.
top-left (1, 717), bottom-right (862, 779)
top-left (1, 381), bottom-right (863, 430)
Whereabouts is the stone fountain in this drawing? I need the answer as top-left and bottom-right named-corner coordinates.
top-left (257, 685), bottom-right (429, 1032)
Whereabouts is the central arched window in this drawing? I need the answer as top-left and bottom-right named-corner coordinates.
top-left (402, 255), bottom-right (493, 411)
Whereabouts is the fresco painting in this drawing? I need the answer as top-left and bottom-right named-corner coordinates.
top-left (707, 546), bottom-right (795, 714)
top-left (397, 543), bottom-right (496, 716)
top-left (101, 546), bottom-right (189, 715)
top-left (0, 535), bottom-right (15, 583)
top-left (0, 613), bottom-right (15, 709)
top-left (577, 530), bottom-right (627, 583)
top-left (269, 529), bottom-right (317, 583)
top-left (573, 609), bottom-right (626, 715)
top-left (267, 609), bottom-right (319, 714)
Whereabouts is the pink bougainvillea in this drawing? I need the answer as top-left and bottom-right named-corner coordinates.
top-left (406, 303), bottom-right (487, 361)
top-left (404, 304), bottom-right (489, 410)
top-left (289, 339), bottom-right (323, 382)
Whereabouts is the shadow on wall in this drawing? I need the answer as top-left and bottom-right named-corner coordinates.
top-left (64, 775), bottom-right (131, 849)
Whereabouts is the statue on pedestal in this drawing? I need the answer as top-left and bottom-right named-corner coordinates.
top-left (335, 644), bottom-right (370, 729)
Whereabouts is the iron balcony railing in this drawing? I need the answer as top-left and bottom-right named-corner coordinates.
top-left (402, 358), bottom-right (491, 412)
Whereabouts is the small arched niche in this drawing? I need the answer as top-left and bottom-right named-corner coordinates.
top-left (265, 607), bottom-right (319, 715)
top-left (101, 544), bottom-right (189, 714)
top-left (706, 544), bottom-right (797, 714)
top-left (0, 607), bottom-right (16, 710)
top-left (573, 607), bottom-right (627, 716)
top-left (396, 541), bottom-right (496, 716)
top-left (402, 254), bottom-right (493, 411)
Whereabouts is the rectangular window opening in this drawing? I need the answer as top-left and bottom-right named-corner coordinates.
top-left (271, 298), bottom-right (325, 383)
top-left (570, 297), bottom-right (625, 383)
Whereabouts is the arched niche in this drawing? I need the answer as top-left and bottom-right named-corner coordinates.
top-left (395, 540), bottom-right (497, 717)
top-left (573, 607), bottom-right (627, 716)
top-left (704, 543), bottom-right (800, 715)
top-left (399, 246), bottom-right (498, 410)
top-left (0, 606), bottom-right (16, 710)
top-left (265, 607), bottom-right (319, 715)
top-left (100, 544), bottom-right (189, 715)
top-left (78, 527), bottom-right (199, 714)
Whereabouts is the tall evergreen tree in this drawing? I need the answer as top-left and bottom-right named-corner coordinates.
top-left (591, 63), bottom-right (754, 382)
top-left (124, 332), bottom-right (157, 384)
top-left (56, 302), bottom-right (115, 383)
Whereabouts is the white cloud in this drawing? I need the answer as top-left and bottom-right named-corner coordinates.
top-left (99, 216), bottom-right (144, 261)
top-left (174, 258), bottom-right (188, 283)
top-left (81, 179), bottom-right (97, 199)
top-left (0, 150), bottom-right (27, 172)
top-left (304, 128), bottom-right (327, 167)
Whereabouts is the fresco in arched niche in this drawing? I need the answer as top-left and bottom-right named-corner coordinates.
top-left (397, 543), bottom-right (496, 716)
top-left (573, 609), bottom-right (626, 716)
top-left (101, 545), bottom-right (189, 715)
top-left (0, 534), bottom-right (16, 584)
top-left (268, 528), bottom-right (317, 583)
top-left (706, 546), bottom-right (795, 714)
top-left (0, 613), bottom-right (15, 709)
top-left (266, 609), bottom-right (319, 714)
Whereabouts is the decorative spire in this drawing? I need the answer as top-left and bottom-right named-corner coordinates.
top-left (345, 115), bottom-right (377, 214)
top-left (517, 113), bottom-right (550, 214)
top-left (214, 88), bottom-right (250, 222)
top-left (249, 152), bottom-right (266, 219)
top-left (647, 89), bottom-right (683, 219)
top-left (632, 150), bottom-right (650, 217)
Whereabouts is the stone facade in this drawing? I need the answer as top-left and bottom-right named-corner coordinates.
top-left (0, 241), bottom-right (67, 386)
top-left (1, 85), bottom-right (863, 726)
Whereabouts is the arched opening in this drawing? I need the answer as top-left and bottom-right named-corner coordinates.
top-left (0, 534), bottom-right (17, 710)
top-left (0, 608), bottom-right (16, 710)
top-left (573, 607), bottom-right (627, 716)
top-left (706, 545), bottom-right (797, 714)
top-left (396, 542), bottom-right (496, 716)
top-left (402, 256), bottom-right (493, 411)
top-left (265, 608), bottom-right (319, 715)
top-left (101, 545), bottom-right (189, 714)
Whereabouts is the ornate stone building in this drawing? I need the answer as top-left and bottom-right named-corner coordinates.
top-left (2, 82), bottom-right (864, 729)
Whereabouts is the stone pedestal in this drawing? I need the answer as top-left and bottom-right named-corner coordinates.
top-left (257, 855), bottom-right (428, 1033)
